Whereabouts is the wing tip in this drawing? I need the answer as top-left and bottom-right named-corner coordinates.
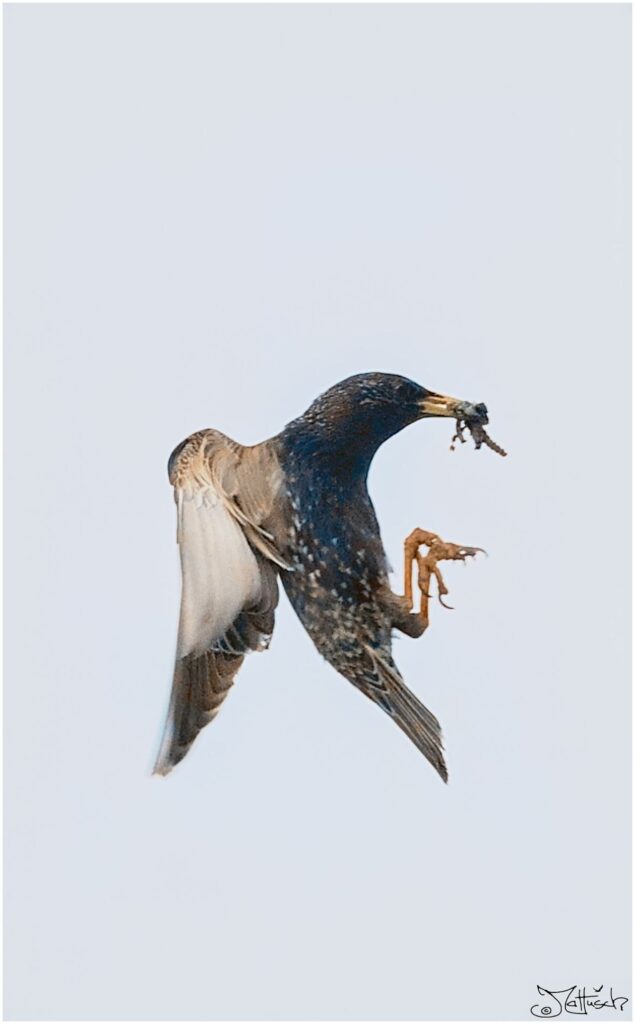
top-left (151, 757), bottom-right (174, 778)
top-left (152, 713), bottom-right (178, 778)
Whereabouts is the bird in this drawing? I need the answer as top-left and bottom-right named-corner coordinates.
top-left (153, 372), bottom-right (494, 782)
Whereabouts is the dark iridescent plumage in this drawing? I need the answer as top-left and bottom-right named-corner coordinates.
top-left (154, 372), bottom-right (489, 781)
top-left (273, 374), bottom-right (447, 779)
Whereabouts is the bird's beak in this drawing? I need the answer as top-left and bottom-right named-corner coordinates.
top-left (419, 392), bottom-right (464, 418)
top-left (420, 392), bottom-right (490, 425)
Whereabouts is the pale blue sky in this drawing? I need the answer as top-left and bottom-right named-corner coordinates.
top-left (5, 3), bottom-right (631, 1020)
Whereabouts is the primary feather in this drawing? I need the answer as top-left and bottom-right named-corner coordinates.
top-left (153, 431), bottom-right (284, 775)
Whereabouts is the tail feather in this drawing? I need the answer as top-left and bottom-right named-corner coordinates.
top-left (385, 672), bottom-right (448, 783)
top-left (362, 645), bottom-right (448, 782)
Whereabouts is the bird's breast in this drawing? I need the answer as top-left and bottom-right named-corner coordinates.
top-left (271, 461), bottom-right (391, 647)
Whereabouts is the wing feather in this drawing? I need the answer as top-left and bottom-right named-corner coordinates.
top-left (206, 441), bottom-right (292, 569)
top-left (176, 478), bottom-right (261, 658)
top-left (153, 431), bottom-right (284, 776)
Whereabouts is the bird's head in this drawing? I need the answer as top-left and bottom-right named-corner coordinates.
top-left (282, 372), bottom-right (489, 474)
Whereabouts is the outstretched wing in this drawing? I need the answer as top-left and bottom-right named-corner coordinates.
top-left (153, 431), bottom-right (288, 776)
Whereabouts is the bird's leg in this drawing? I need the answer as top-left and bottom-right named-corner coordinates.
top-left (413, 551), bottom-right (433, 633)
top-left (402, 529), bottom-right (445, 609)
top-left (398, 528), bottom-right (485, 636)
top-left (403, 528), bottom-right (429, 608)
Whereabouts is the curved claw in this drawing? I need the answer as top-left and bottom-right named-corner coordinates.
top-left (438, 594), bottom-right (454, 610)
top-left (461, 546), bottom-right (487, 557)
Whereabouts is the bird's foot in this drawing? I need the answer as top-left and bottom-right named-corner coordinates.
top-left (402, 528), bottom-right (485, 628)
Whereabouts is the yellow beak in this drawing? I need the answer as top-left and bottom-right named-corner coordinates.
top-left (420, 392), bottom-right (490, 425)
top-left (419, 392), bottom-right (464, 418)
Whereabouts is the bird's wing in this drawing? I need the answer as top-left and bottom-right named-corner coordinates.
top-left (153, 431), bottom-right (286, 776)
top-left (204, 436), bottom-right (291, 571)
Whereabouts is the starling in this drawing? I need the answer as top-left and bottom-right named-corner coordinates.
top-left (153, 372), bottom-right (496, 782)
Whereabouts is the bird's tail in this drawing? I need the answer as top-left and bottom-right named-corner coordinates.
top-left (362, 645), bottom-right (448, 782)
